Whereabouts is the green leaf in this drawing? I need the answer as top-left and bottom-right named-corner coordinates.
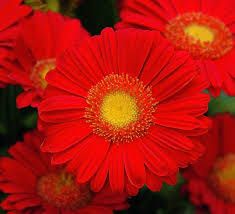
top-left (208, 93), bottom-right (235, 115)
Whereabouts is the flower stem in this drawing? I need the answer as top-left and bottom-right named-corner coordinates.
top-left (46, 0), bottom-right (60, 12)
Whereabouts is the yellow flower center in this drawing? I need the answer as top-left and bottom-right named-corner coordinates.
top-left (209, 154), bottom-right (235, 203)
top-left (165, 12), bottom-right (233, 59)
top-left (101, 91), bottom-right (138, 128)
top-left (31, 58), bottom-right (56, 90)
top-left (184, 24), bottom-right (215, 43)
top-left (85, 74), bottom-right (156, 143)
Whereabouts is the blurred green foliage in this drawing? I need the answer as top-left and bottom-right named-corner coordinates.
top-left (208, 92), bottom-right (235, 115)
top-left (115, 176), bottom-right (196, 214)
top-left (0, 86), bottom-right (37, 147)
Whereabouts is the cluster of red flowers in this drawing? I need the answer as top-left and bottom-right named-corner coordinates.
top-left (0, 0), bottom-right (235, 213)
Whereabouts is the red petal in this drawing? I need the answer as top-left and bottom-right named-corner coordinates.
top-left (55, 19), bottom-right (89, 56)
top-left (8, 142), bottom-right (48, 176)
top-left (116, 29), bottom-right (156, 78)
top-left (99, 28), bottom-right (119, 75)
top-left (221, 115), bottom-right (235, 154)
top-left (39, 95), bottom-right (86, 111)
top-left (149, 125), bottom-right (194, 151)
top-left (171, 0), bottom-right (201, 13)
top-left (79, 206), bottom-right (113, 214)
top-left (41, 121), bottom-right (92, 152)
top-left (153, 112), bottom-right (201, 130)
top-left (152, 61), bottom-right (198, 101)
top-left (51, 140), bottom-right (91, 165)
top-left (145, 169), bottom-right (162, 192)
top-left (123, 142), bottom-right (145, 188)
top-left (16, 91), bottom-right (37, 109)
top-left (0, 158), bottom-right (36, 193)
top-left (74, 136), bottom-right (110, 183)
top-left (148, 50), bottom-right (190, 86)
top-left (202, 60), bottom-right (223, 90)
top-left (9, 69), bottom-right (32, 87)
top-left (192, 131), bottom-right (219, 178)
top-left (138, 138), bottom-right (177, 176)
top-left (108, 144), bottom-right (125, 193)
top-left (1, 195), bottom-right (41, 211)
top-left (39, 95), bottom-right (87, 123)
top-left (90, 152), bottom-right (110, 192)
top-left (222, 72), bottom-right (235, 96)
top-left (157, 94), bottom-right (209, 117)
top-left (46, 70), bottom-right (88, 97)
top-left (11, 197), bottom-right (41, 210)
top-left (140, 40), bottom-right (174, 85)
top-left (0, 2), bottom-right (31, 31)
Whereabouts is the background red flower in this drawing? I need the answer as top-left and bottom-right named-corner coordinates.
top-left (116, 0), bottom-right (235, 96)
top-left (0, 130), bottom-right (129, 213)
top-left (9, 10), bottom-right (89, 108)
top-left (184, 114), bottom-right (235, 214)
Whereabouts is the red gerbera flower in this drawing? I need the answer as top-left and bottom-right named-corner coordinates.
top-left (38, 28), bottom-right (210, 195)
top-left (184, 114), bottom-right (235, 214)
top-left (116, 0), bottom-right (235, 96)
top-left (0, 130), bottom-right (128, 214)
top-left (0, 0), bottom-right (31, 87)
top-left (9, 10), bottom-right (89, 108)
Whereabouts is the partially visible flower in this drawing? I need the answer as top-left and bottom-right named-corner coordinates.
top-left (0, 0), bottom-right (31, 87)
top-left (116, 0), bottom-right (235, 97)
top-left (0, 130), bottom-right (129, 213)
top-left (184, 114), bottom-right (235, 214)
top-left (9, 11), bottom-right (89, 108)
top-left (39, 28), bottom-right (210, 195)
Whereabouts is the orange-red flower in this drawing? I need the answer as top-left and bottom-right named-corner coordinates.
top-left (0, 130), bottom-right (128, 213)
top-left (9, 11), bottom-right (89, 108)
top-left (184, 114), bottom-right (235, 214)
top-left (38, 28), bottom-right (210, 195)
top-left (0, 0), bottom-right (31, 87)
top-left (116, 0), bottom-right (235, 96)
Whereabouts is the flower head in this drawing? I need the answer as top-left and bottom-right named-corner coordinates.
top-left (184, 114), bottom-right (235, 213)
top-left (9, 11), bottom-right (89, 108)
top-left (39, 28), bottom-right (210, 195)
top-left (0, 130), bottom-right (128, 213)
top-left (116, 0), bottom-right (235, 96)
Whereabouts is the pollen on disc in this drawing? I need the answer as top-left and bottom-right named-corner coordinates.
top-left (209, 154), bottom-right (235, 203)
top-left (85, 74), bottom-right (155, 143)
top-left (184, 24), bottom-right (215, 43)
top-left (31, 58), bottom-right (56, 89)
top-left (100, 91), bottom-right (139, 128)
top-left (37, 171), bottom-right (92, 210)
top-left (165, 12), bottom-right (233, 59)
